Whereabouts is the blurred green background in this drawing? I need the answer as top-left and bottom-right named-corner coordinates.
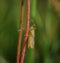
top-left (0, 0), bottom-right (60, 63)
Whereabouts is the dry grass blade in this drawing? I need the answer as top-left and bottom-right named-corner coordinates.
top-left (20, 0), bottom-right (30, 63)
top-left (16, 0), bottom-right (24, 63)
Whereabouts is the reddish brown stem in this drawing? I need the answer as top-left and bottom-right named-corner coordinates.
top-left (16, 0), bottom-right (24, 63)
top-left (20, 0), bottom-right (30, 63)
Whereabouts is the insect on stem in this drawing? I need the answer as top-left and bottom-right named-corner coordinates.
top-left (16, 0), bottom-right (24, 63)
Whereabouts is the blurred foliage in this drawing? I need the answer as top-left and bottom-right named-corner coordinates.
top-left (0, 0), bottom-right (60, 63)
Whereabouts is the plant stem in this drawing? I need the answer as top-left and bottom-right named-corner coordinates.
top-left (16, 0), bottom-right (24, 63)
top-left (20, 0), bottom-right (30, 63)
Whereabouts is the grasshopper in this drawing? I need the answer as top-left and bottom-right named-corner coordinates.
top-left (28, 24), bottom-right (36, 48)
